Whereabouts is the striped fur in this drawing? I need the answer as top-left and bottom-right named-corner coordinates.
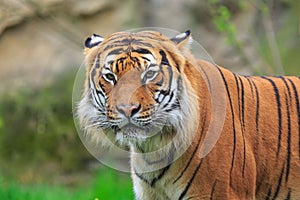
top-left (77, 30), bottom-right (300, 199)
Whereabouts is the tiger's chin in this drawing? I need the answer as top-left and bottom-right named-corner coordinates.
top-left (112, 123), bottom-right (174, 152)
top-left (115, 125), bottom-right (148, 142)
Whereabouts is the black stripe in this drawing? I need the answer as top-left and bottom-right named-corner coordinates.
top-left (280, 77), bottom-right (293, 183)
top-left (133, 168), bottom-right (150, 185)
top-left (234, 75), bottom-right (241, 123)
top-left (105, 33), bottom-right (129, 41)
top-left (129, 55), bottom-right (139, 63)
top-left (115, 61), bottom-right (120, 73)
top-left (95, 90), bottom-right (106, 107)
top-left (178, 160), bottom-right (204, 200)
top-left (158, 66), bottom-right (173, 105)
top-left (90, 50), bottom-right (100, 77)
top-left (167, 51), bottom-right (181, 72)
top-left (141, 56), bottom-right (151, 62)
top-left (265, 188), bottom-right (272, 200)
top-left (280, 77), bottom-right (292, 100)
top-left (262, 77), bottom-right (282, 159)
top-left (133, 41), bottom-right (154, 48)
top-left (252, 79), bottom-right (260, 160)
top-left (210, 180), bottom-right (217, 200)
top-left (131, 38), bottom-right (156, 48)
top-left (255, 172), bottom-right (266, 195)
top-left (252, 80), bottom-right (260, 136)
top-left (159, 50), bottom-right (169, 66)
top-left (118, 38), bottom-right (131, 44)
top-left (166, 76), bottom-right (183, 112)
top-left (135, 34), bottom-right (157, 40)
top-left (238, 76), bottom-right (246, 178)
top-left (166, 64), bottom-right (174, 97)
top-left (285, 93), bottom-right (291, 183)
top-left (103, 44), bottom-right (129, 51)
top-left (91, 56), bottom-right (106, 107)
top-left (288, 78), bottom-right (300, 159)
top-left (98, 80), bottom-right (106, 92)
top-left (150, 164), bottom-right (171, 187)
top-left (173, 110), bottom-right (207, 184)
top-left (157, 89), bottom-right (170, 103)
top-left (91, 67), bottom-right (97, 82)
top-left (162, 90), bottom-right (175, 109)
top-left (235, 75), bottom-right (246, 178)
top-left (131, 48), bottom-right (152, 55)
top-left (272, 163), bottom-right (285, 200)
top-left (158, 50), bottom-right (172, 100)
top-left (95, 54), bottom-right (101, 68)
top-left (93, 89), bottom-right (103, 107)
top-left (135, 148), bottom-right (175, 187)
top-left (239, 76), bottom-right (246, 131)
top-left (108, 48), bottom-right (124, 56)
top-left (284, 189), bottom-right (291, 200)
top-left (218, 68), bottom-right (237, 186)
top-left (245, 76), bottom-right (254, 97)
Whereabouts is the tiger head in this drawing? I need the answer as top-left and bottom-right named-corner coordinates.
top-left (78, 30), bottom-right (199, 151)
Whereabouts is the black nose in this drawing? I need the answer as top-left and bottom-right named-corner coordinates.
top-left (116, 104), bottom-right (141, 117)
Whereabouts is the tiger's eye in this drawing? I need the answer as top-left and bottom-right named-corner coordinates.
top-left (145, 70), bottom-right (156, 79)
top-left (103, 73), bottom-right (116, 83)
top-left (106, 73), bottom-right (115, 80)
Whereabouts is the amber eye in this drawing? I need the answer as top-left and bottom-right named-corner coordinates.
top-left (103, 73), bottom-right (116, 83)
top-left (145, 70), bottom-right (157, 79)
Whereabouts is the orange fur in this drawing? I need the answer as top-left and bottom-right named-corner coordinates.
top-left (77, 30), bottom-right (300, 199)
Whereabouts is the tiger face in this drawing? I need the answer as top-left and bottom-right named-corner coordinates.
top-left (78, 30), bottom-right (198, 148)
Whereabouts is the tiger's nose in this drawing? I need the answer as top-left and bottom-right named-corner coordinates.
top-left (116, 104), bottom-right (141, 118)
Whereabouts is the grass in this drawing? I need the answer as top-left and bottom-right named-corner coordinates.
top-left (0, 168), bottom-right (134, 200)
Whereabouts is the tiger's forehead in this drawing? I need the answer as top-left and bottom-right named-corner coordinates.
top-left (96, 31), bottom-right (171, 70)
top-left (99, 31), bottom-right (170, 53)
top-left (86, 31), bottom-right (180, 76)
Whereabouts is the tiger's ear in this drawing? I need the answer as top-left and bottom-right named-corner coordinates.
top-left (84, 34), bottom-right (104, 54)
top-left (170, 30), bottom-right (192, 48)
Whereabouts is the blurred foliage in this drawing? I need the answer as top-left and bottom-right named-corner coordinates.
top-left (210, 0), bottom-right (239, 45)
top-left (254, 0), bottom-right (300, 75)
top-left (209, 0), bottom-right (252, 69)
top-left (0, 70), bottom-right (92, 179)
top-left (208, 0), bottom-right (300, 75)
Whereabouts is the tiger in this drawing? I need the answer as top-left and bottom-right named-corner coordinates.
top-left (77, 30), bottom-right (300, 199)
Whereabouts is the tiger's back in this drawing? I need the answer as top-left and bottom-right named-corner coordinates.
top-left (211, 65), bottom-right (300, 199)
